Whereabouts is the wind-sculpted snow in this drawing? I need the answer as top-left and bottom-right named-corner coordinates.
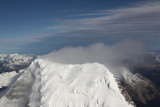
top-left (0, 58), bottom-right (133, 107)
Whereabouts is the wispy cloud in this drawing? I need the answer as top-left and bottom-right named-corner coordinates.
top-left (2, 1), bottom-right (160, 54)
top-left (37, 1), bottom-right (160, 41)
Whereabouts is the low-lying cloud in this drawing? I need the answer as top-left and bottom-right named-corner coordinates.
top-left (41, 39), bottom-right (146, 66)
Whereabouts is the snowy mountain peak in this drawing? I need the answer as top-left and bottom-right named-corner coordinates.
top-left (0, 58), bottom-right (133, 107)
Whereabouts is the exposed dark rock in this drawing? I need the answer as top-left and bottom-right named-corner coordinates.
top-left (116, 78), bottom-right (136, 107)
top-left (121, 71), bottom-right (160, 107)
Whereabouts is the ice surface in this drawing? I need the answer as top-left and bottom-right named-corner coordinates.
top-left (0, 58), bottom-right (133, 107)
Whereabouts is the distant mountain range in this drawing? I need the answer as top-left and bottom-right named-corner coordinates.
top-left (0, 54), bottom-right (36, 73)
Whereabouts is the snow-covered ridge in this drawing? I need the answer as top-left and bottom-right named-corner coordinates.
top-left (120, 67), bottom-right (160, 105)
top-left (0, 58), bottom-right (133, 107)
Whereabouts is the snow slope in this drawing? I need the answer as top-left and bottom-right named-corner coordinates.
top-left (0, 58), bottom-right (133, 107)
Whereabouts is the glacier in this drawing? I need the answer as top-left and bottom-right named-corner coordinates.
top-left (0, 57), bottom-right (133, 107)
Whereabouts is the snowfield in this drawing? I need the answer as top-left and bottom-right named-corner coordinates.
top-left (0, 58), bottom-right (133, 107)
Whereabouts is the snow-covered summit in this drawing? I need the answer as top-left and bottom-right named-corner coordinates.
top-left (0, 58), bottom-right (133, 107)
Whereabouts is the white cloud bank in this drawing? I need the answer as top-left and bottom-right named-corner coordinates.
top-left (41, 39), bottom-right (146, 65)
top-left (40, 39), bottom-right (146, 77)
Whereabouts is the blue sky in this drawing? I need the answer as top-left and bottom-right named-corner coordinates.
top-left (0, 0), bottom-right (160, 54)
